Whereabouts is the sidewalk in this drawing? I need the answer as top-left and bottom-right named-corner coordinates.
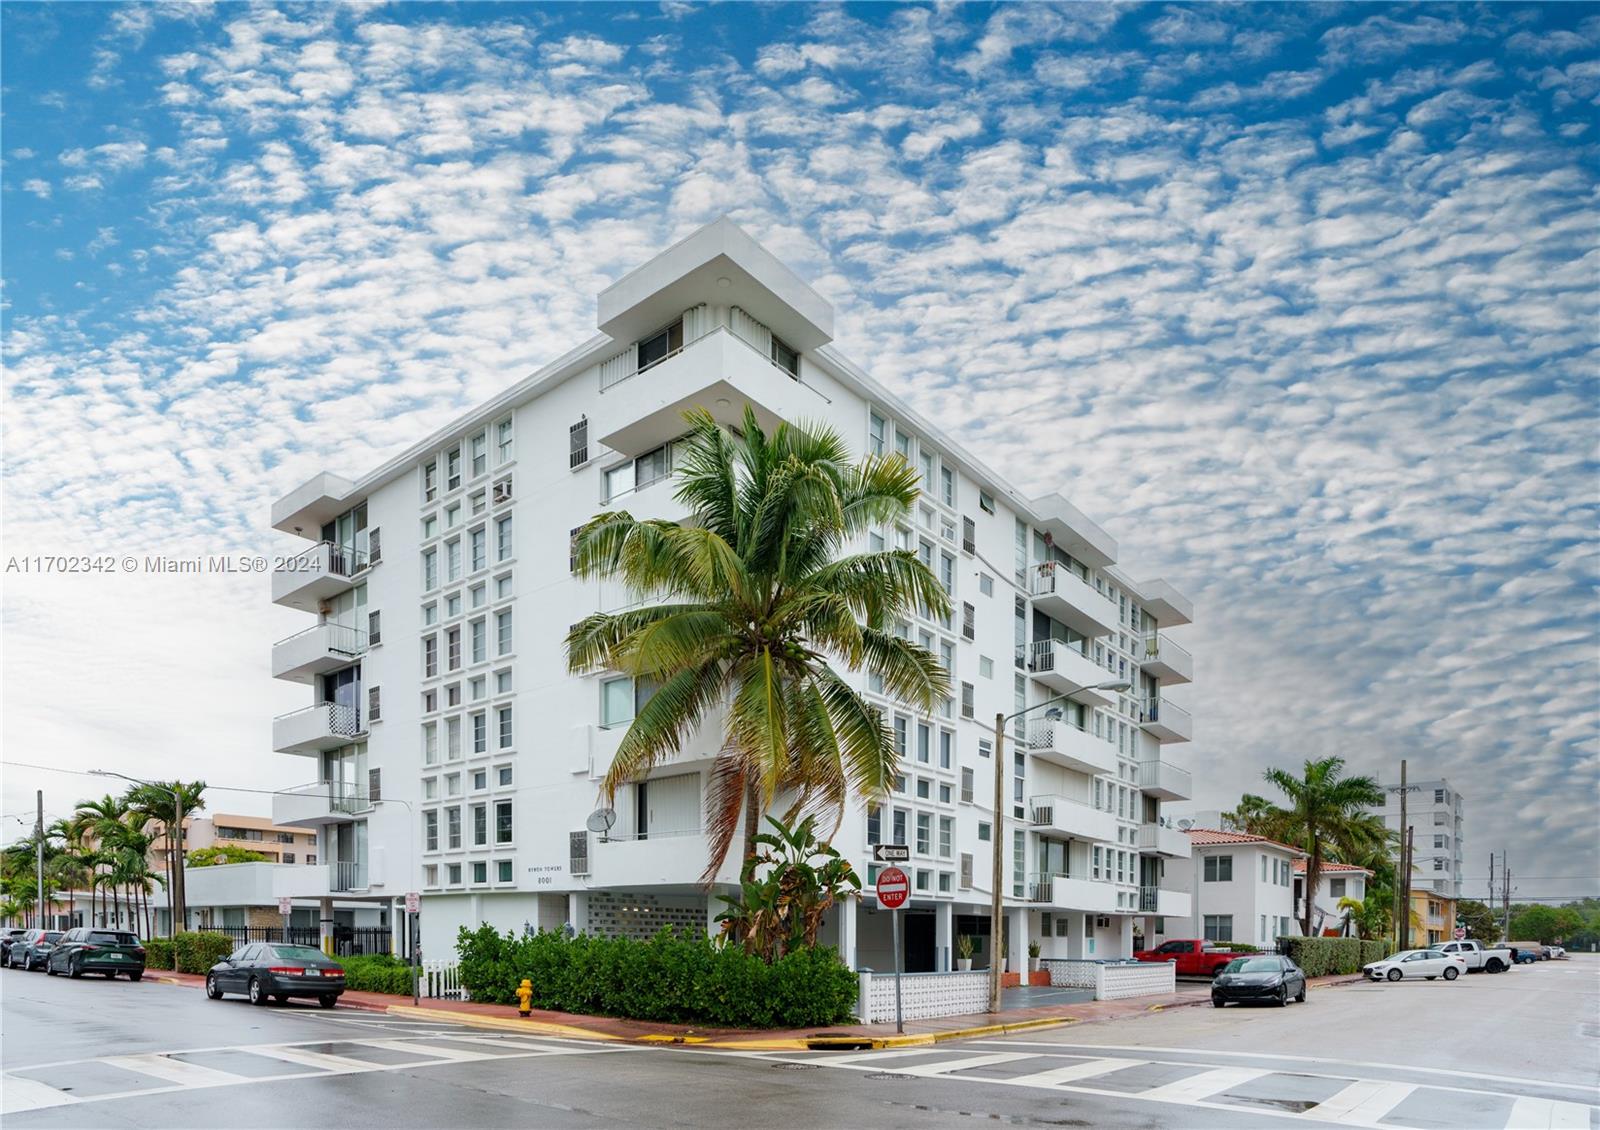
top-left (152, 967), bottom-right (1367, 1051)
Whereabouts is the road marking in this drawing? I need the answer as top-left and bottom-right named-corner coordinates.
top-left (358, 1039), bottom-right (500, 1062)
top-left (104, 1054), bottom-right (247, 1088)
top-left (1302, 1080), bottom-right (1417, 1125)
top-left (896, 1052), bottom-right (1037, 1077)
top-left (1506, 1096), bottom-right (1594, 1129)
top-left (1007, 1057), bottom-right (1147, 1086)
top-left (813, 1048), bottom-right (951, 1067)
top-left (246, 1045), bottom-right (378, 1072)
top-left (1, 1075), bottom-right (81, 1115)
top-left (1136, 1066), bottom-right (1270, 1103)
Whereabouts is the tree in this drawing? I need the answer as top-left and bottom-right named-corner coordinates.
top-left (1231, 757), bottom-right (1387, 938)
top-left (188, 845), bottom-right (271, 867)
top-left (715, 814), bottom-right (861, 961)
top-left (69, 795), bottom-right (130, 928)
top-left (1509, 906), bottom-right (1563, 944)
top-left (125, 780), bottom-right (205, 933)
top-left (567, 407), bottom-right (949, 879)
top-left (1457, 899), bottom-right (1499, 942)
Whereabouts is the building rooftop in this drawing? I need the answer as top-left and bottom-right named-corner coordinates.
top-left (1185, 827), bottom-right (1308, 857)
top-left (1292, 860), bottom-right (1371, 875)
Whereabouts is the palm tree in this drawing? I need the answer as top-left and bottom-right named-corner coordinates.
top-left (125, 781), bottom-right (205, 933)
top-left (1232, 757), bottom-right (1386, 937)
top-left (567, 407), bottom-right (949, 879)
top-left (70, 794), bottom-right (130, 928)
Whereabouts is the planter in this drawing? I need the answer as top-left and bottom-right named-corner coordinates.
top-left (956, 958), bottom-right (973, 972)
top-left (1029, 957), bottom-right (1041, 973)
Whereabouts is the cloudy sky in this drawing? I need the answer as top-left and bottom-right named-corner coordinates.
top-left (3, 2), bottom-right (1595, 902)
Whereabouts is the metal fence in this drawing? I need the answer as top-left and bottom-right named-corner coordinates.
top-left (197, 924), bottom-right (393, 956)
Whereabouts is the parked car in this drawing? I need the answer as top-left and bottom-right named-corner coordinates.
top-left (1, 927), bottom-right (32, 962)
top-left (1211, 955), bottom-right (1308, 1008)
top-left (205, 943), bottom-right (344, 1008)
top-left (1549, 946), bottom-right (1567, 960)
top-left (45, 928), bottom-right (146, 980)
top-left (1363, 948), bottom-right (1468, 982)
top-left (8, 929), bottom-right (65, 971)
top-left (1134, 939), bottom-right (1244, 978)
top-left (1428, 939), bottom-right (1513, 973)
top-left (1510, 946), bottom-right (1539, 965)
top-left (1509, 941), bottom-right (1545, 963)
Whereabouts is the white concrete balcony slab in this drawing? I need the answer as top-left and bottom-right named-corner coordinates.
top-left (273, 780), bottom-right (370, 827)
top-left (1025, 718), bottom-right (1118, 777)
top-left (581, 828), bottom-right (742, 890)
top-left (271, 471), bottom-right (355, 535)
top-left (1022, 640), bottom-right (1118, 705)
top-left (273, 702), bottom-right (364, 756)
top-left (1138, 698), bottom-right (1193, 744)
top-left (272, 622), bottom-right (366, 684)
top-left (1139, 886), bottom-right (1192, 918)
top-left (1030, 795), bottom-right (1119, 843)
top-left (1138, 634), bottom-right (1193, 685)
top-left (595, 327), bottom-right (827, 458)
top-left (272, 542), bottom-right (368, 611)
top-left (602, 470), bottom-right (692, 525)
top-left (1138, 758), bottom-right (1193, 801)
top-left (1027, 564), bottom-right (1119, 638)
top-left (1138, 821), bottom-right (1191, 858)
top-left (1027, 873), bottom-right (1125, 914)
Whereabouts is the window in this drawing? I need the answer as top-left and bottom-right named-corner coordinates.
top-left (423, 811), bottom-right (439, 852)
top-left (446, 626), bottom-right (461, 671)
top-left (422, 548), bottom-right (438, 590)
top-left (497, 765), bottom-right (513, 787)
top-left (939, 872), bottom-right (953, 893)
top-left (637, 319), bottom-right (683, 371)
top-left (445, 502), bottom-right (461, 528)
top-left (423, 777), bottom-right (438, 800)
top-left (916, 813), bottom-right (932, 854)
top-left (446, 591), bottom-right (462, 618)
top-left (892, 808), bottom-right (907, 846)
top-left (447, 863), bottom-right (461, 886)
top-left (978, 737), bottom-right (991, 759)
top-left (916, 777), bottom-right (931, 799)
top-left (446, 772), bottom-right (461, 797)
top-left (497, 418), bottom-right (514, 464)
top-left (495, 669), bottom-right (513, 694)
top-left (472, 804), bottom-right (487, 847)
top-left (961, 768), bottom-right (974, 803)
top-left (1204, 855), bottom-right (1234, 882)
top-left (497, 860), bottom-right (514, 883)
top-left (916, 722), bottom-right (931, 764)
top-left (866, 804), bottom-right (881, 845)
top-left (869, 411), bottom-right (886, 456)
top-left (939, 782), bottom-right (951, 803)
top-left (422, 601), bottom-right (437, 627)
top-left (940, 465), bottom-right (954, 507)
top-left (893, 715), bottom-right (908, 757)
top-left (496, 573), bottom-right (513, 599)
top-left (962, 516), bottom-right (976, 554)
top-left (938, 816), bottom-right (953, 858)
top-left (978, 821), bottom-right (991, 841)
top-left (940, 552), bottom-right (955, 594)
top-left (979, 490), bottom-right (995, 514)
top-left (470, 527), bottom-right (487, 572)
top-left (497, 705), bottom-right (513, 748)
top-left (472, 712), bottom-right (487, 755)
top-left (446, 537), bottom-right (461, 582)
top-left (423, 722), bottom-right (438, 764)
top-left (496, 516), bottom-right (513, 561)
top-left (962, 602), bottom-right (975, 639)
top-left (569, 417), bottom-right (588, 469)
top-left (445, 807), bottom-right (463, 849)
top-left (771, 336), bottom-right (799, 377)
top-left (496, 610), bottom-right (513, 656)
top-left (1434, 788), bottom-right (1447, 804)
top-left (470, 489), bottom-right (486, 515)
top-left (1329, 878), bottom-right (1347, 898)
top-left (471, 861), bottom-right (488, 884)
top-left (446, 716), bottom-right (462, 760)
top-left (470, 618), bottom-right (487, 664)
top-left (1203, 915), bottom-right (1234, 943)
top-left (422, 635), bottom-right (438, 678)
top-left (961, 682), bottom-right (974, 719)
top-left (447, 447), bottom-right (462, 491)
top-left (601, 677), bottom-right (634, 728)
top-left (471, 431), bottom-right (488, 477)
top-left (472, 768), bottom-right (487, 791)
top-left (939, 729), bottom-right (953, 769)
top-left (495, 800), bottom-right (513, 844)
top-left (978, 656), bottom-right (993, 679)
top-left (423, 460), bottom-right (438, 502)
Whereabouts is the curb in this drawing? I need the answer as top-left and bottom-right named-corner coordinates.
top-left (384, 1004), bottom-right (625, 1041)
top-left (147, 972), bottom-right (394, 1013)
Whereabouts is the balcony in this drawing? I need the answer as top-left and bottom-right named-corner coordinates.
top-left (1138, 886), bottom-right (1192, 918)
top-left (1027, 564), bottom-right (1119, 638)
top-left (596, 327), bottom-right (825, 458)
top-left (330, 861), bottom-right (368, 893)
top-left (271, 623), bottom-right (366, 684)
top-left (273, 702), bottom-right (364, 756)
top-left (1138, 821), bottom-right (1191, 857)
top-left (576, 828), bottom-right (742, 890)
top-left (1026, 873), bottom-right (1125, 914)
top-left (1022, 640), bottom-right (1118, 705)
top-left (272, 542), bottom-right (368, 610)
top-left (1139, 634), bottom-right (1193, 685)
top-left (1138, 758), bottom-right (1193, 801)
top-left (273, 780), bottom-right (370, 828)
top-left (1030, 795), bottom-right (1119, 843)
top-left (1138, 698), bottom-right (1193, 744)
top-left (1025, 718), bottom-right (1118, 777)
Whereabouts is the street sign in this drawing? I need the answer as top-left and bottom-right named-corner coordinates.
top-left (873, 844), bottom-right (910, 863)
top-left (1454, 927), bottom-right (1465, 940)
top-left (406, 891), bottom-right (420, 914)
top-left (277, 897), bottom-right (291, 916)
top-left (876, 866), bottom-right (909, 910)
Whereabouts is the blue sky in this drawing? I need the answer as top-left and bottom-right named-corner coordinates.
top-left (3, 3), bottom-right (1596, 901)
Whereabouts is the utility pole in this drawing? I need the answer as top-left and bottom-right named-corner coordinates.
top-left (1502, 856), bottom-right (1512, 941)
top-left (1488, 852), bottom-right (1495, 908)
top-left (989, 711), bottom-right (1007, 1016)
top-left (1401, 826), bottom-right (1414, 950)
top-left (1395, 760), bottom-right (1408, 950)
top-left (36, 790), bottom-right (45, 931)
top-left (174, 786), bottom-right (186, 933)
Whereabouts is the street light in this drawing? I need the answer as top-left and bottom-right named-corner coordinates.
top-left (90, 769), bottom-right (186, 939)
top-left (988, 680), bottom-right (1131, 1014)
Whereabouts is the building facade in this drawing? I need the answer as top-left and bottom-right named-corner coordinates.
top-left (151, 814), bottom-right (319, 869)
top-left (1376, 777), bottom-right (1464, 898)
top-left (1293, 860), bottom-right (1370, 937)
top-left (266, 219), bottom-right (1196, 970)
top-left (1166, 829), bottom-right (1302, 949)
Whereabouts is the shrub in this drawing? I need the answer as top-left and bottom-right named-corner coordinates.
top-left (1214, 941), bottom-right (1260, 954)
top-left (456, 924), bottom-right (858, 1029)
top-left (174, 930), bottom-right (235, 974)
top-left (143, 937), bottom-right (174, 970)
top-left (1361, 940), bottom-right (1390, 967)
top-left (339, 953), bottom-right (415, 995)
top-left (1276, 936), bottom-right (1373, 977)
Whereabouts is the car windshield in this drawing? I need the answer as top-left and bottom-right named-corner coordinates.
top-left (267, 946), bottom-right (328, 962)
top-left (88, 932), bottom-right (137, 945)
top-left (1224, 957), bottom-right (1282, 973)
top-left (42, 932), bottom-right (63, 942)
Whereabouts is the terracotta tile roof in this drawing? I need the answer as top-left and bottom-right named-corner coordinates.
top-left (1293, 860), bottom-right (1371, 876)
top-left (1183, 827), bottom-right (1308, 857)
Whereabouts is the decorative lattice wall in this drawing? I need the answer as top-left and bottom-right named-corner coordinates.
top-left (586, 892), bottom-right (706, 940)
top-left (859, 971), bottom-right (989, 1023)
top-left (1097, 961), bottom-right (1175, 1000)
top-left (1042, 959), bottom-right (1099, 989)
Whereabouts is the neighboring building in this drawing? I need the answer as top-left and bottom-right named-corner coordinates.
top-left (1409, 889), bottom-right (1458, 948)
top-left (1166, 829), bottom-right (1303, 949)
top-left (1293, 860), bottom-right (1371, 937)
top-left (150, 814), bottom-right (319, 869)
top-left (265, 218), bottom-right (1196, 970)
top-left (1375, 777), bottom-right (1464, 898)
top-left (150, 863), bottom-right (386, 951)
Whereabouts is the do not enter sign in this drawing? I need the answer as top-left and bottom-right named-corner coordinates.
top-left (876, 866), bottom-right (910, 910)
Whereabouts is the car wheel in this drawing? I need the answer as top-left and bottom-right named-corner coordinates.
top-left (1443, 966), bottom-right (1459, 981)
top-left (1386, 968), bottom-right (1402, 982)
top-left (68, 957), bottom-right (83, 979)
top-left (1486, 958), bottom-right (1504, 973)
top-left (206, 973), bottom-right (223, 1000)
top-left (319, 994), bottom-right (338, 1009)
top-left (1211, 996), bottom-right (1224, 1008)
top-left (1277, 986), bottom-right (1288, 1007)
top-left (1295, 983), bottom-right (1307, 1003)
top-left (248, 977), bottom-right (268, 1006)
top-left (129, 972), bottom-right (143, 982)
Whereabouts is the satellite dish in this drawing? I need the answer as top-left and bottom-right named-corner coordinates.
top-left (1177, 818), bottom-right (1195, 831)
top-left (586, 808), bottom-right (616, 837)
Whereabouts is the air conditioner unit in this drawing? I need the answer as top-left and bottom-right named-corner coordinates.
top-left (1095, 916), bottom-right (1112, 929)
top-left (493, 479), bottom-right (512, 504)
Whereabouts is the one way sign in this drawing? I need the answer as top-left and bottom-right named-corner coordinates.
top-left (873, 844), bottom-right (910, 862)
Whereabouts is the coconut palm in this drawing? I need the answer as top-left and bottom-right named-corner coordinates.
top-left (1232, 757), bottom-right (1387, 937)
top-left (567, 407), bottom-right (949, 879)
top-left (125, 780), bottom-right (205, 933)
top-left (70, 794), bottom-right (130, 928)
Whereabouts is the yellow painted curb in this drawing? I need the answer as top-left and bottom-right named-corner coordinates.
top-left (384, 1004), bottom-right (623, 1042)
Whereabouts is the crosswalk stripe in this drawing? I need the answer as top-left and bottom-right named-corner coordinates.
top-left (246, 1045), bottom-right (376, 1072)
top-left (1302, 1080), bottom-right (1417, 1125)
top-left (431, 1035), bottom-right (608, 1055)
top-left (355, 1039), bottom-right (493, 1062)
top-left (1, 1075), bottom-right (81, 1115)
top-left (814, 1048), bottom-right (950, 1067)
top-left (1007, 1057), bottom-right (1147, 1086)
top-left (1506, 1096), bottom-right (1594, 1129)
top-left (896, 1052), bottom-right (1038, 1077)
top-left (103, 1054), bottom-right (248, 1088)
top-left (1135, 1066), bottom-right (1270, 1103)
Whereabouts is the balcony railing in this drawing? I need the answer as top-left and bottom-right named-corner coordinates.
top-left (275, 701), bottom-right (362, 738)
top-left (274, 622), bottom-right (367, 656)
top-left (285, 540), bottom-right (368, 579)
top-left (330, 861), bottom-right (368, 892)
top-left (1138, 697), bottom-right (1193, 743)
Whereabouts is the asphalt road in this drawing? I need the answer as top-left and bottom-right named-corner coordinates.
top-left (2, 956), bottom-right (1596, 1129)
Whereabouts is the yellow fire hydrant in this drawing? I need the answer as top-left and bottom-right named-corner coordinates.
top-left (515, 978), bottom-right (532, 1018)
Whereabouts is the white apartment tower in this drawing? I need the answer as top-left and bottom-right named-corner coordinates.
top-left (267, 219), bottom-right (1196, 970)
top-left (1378, 777), bottom-right (1465, 898)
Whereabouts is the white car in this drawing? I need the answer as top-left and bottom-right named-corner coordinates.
top-left (1364, 949), bottom-right (1469, 982)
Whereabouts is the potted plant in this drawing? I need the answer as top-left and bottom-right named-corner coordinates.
top-left (956, 935), bottom-right (974, 972)
top-left (1028, 939), bottom-right (1042, 973)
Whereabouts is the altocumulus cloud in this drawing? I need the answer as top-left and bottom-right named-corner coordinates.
top-left (2, 3), bottom-right (1596, 898)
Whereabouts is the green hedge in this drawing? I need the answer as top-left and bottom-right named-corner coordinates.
top-left (143, 937), bottom-right (174, 970)
top-left (338, 953), bottom-right (415, 995)
top-left (174, 931), bottom-right (235, 974)
top-left (456, 925), bottom-right (858, 1029)
top-left (1275, 936), bottom-right (1392, 977)
top-left (1213, 941), bottom-right (1260, 954)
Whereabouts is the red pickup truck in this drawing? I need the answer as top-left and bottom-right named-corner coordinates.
top-left (1134, 939), bottom-right (1243, 978)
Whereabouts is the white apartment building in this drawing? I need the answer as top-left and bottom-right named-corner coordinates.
top-left (1293, 860), bottom-right (1371, 938)
top-left (1376, 777), bottom-right (1464, 898)
top-left (266, 218), bottom-right (1196, 972)
top-left (1165, 829), bottom-right (1302, 949)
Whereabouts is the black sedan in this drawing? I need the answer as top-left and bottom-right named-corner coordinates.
top-left (206, 943), bottom-right (345, 1007)
top-left (45, 928), bottom-right (145, 979)
top-left (1211, 955), bottom-right (1307, 1007)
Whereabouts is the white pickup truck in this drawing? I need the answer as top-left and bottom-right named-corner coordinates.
top-left (1428, 939), bottom-right (1514, 973)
